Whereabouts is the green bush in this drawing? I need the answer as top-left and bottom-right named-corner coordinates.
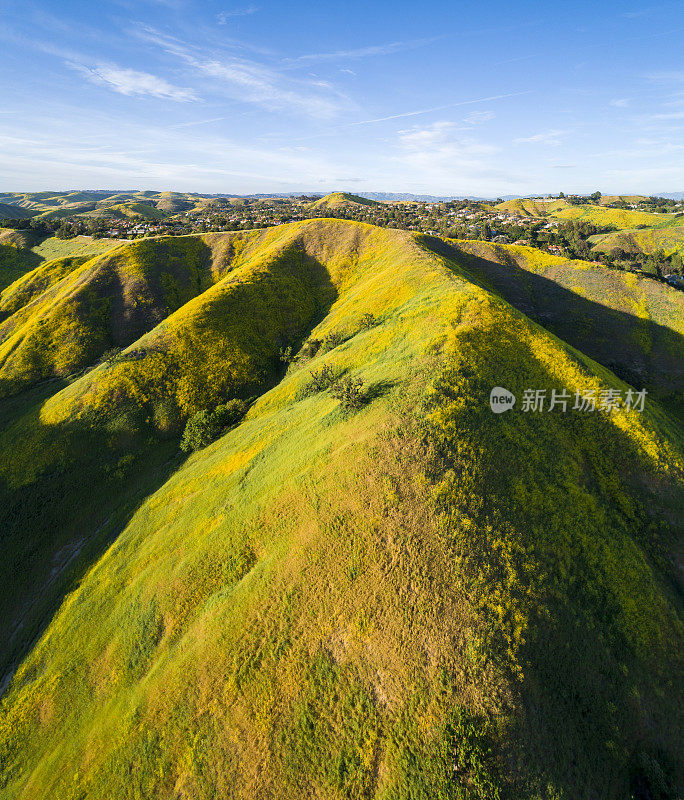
top-left (212, 399), bottom-right (247, 428)
top-left (330, 376), bottom-right (365, 411)
top-left (180, 410), bottom-right (218, 452)
top-left (359, 312), bottom-right (376, 329)
top-left (180, 400), bottom-right (247, 452)
top-left (321, 331), bottom-right (343, 352)
top-left (298, 338), bottom-right (322, 360)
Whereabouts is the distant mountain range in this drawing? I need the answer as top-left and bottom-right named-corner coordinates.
top-left (5, 189), bottom-right (683, 202)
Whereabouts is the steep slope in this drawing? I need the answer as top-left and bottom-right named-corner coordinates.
top-left (0, 230), bottom-right (44, 292)
top-left (0, 204), bottom-right (36, 220)
top-left (0, 232), bottom-right (127, 295)
top-left (0, 236), bottom-right (219, 395)
top-left (0, 220), bottom-right (682, 800)
top-left (552, 204), bottom-right (678, 229)
top-left (494, 198), bottom-right (570, 216)
top-left (589, 216), bottom-right (684, 257)
top-left (309, 192), bottom-right (381, 211)
top-left (495, 199), bottom-right (676, 229)
top-left (442, 238), bottom-right (684, 412)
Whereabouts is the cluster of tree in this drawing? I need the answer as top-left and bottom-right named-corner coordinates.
top-left (601, 248), bottom-right (683, 277)
top-left (180, 399), bottom-right (247, 452)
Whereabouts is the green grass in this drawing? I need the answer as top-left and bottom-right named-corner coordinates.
top-left (445, 238), bottom-right (684, 415)
top-left (495, 199), bottom-right (677, 230)
top-left (494, 198), bottom-right (570, 216)
top-left (589, 216), bottom-right (684, 256)
top-left (309, 192), bottom-right (381, 211)
top-left (30, 235), bottom-right (127, 261)
top-left (0, 219), bottom-right (681, 800)
top-left (0, 203), bottom-right (36, 220)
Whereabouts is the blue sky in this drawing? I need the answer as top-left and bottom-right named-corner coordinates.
top-left (1, 0), bottom-right (683, 196)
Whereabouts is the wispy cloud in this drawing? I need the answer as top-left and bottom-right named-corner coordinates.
top-left (514, 129), bottom-right (565, 146)
top-left (136, 26), bottom-right (350, 118)
top-left (217, 7), bottom-right (259, 24)
top-left (68, 61), bottom-right (197, 101)
top-left (609, 98), bottom-right (630, 107)
top-left (393, 120), bottom-right (517, 192)
top-left (348, 91), bottom-right (530, 127)
top-left (170, 117), bottom-right (225, 128)
top-left (287, 37), bottom-right (439, 64)
top-left (463, 110), bottom-right (495, 125)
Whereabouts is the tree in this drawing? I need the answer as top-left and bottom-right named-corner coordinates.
top-left (180, 400), bottom-right (247, 452)
top-left (330, 376), bottom-right (365, 411)
top-left (590, 191), bottom-right (602, 203)
top-left (180, 410), bottom-right (218, 452)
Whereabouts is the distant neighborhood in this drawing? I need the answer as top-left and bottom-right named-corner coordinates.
top-left (2, 190), bottom-right (683, 286)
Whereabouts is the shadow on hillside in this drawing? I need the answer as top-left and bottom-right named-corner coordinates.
top-left (424, 320), bottom-right (683, 797)
top-left (421, 236), bottom-right (684, 419)
top-left (0, 244), bottom-right (44, 293)
top-left (0, 246), bottom-right (340, 694)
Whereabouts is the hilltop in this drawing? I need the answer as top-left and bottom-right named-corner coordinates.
top-left (0, 219), bottom-right (682, 800)
top-left (0, 227), bottom-right (127, 291)
top-left (589, 216), bottom-right (684, 257)
top-left (308, 192), bottom-right (382, 211)
top-left (494, 198), bottom-right (677, 229)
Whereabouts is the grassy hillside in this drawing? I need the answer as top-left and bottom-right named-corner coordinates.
top-left (97, 202), bottom-right (167, 220)
top-left (0, 204), bottom-right (36, 220)
top-left (309, 192), bottom-right (381, 211)
top-left (0, 220), bottom-right (682, 800)
top-left (494, 198), bottom-right (570, 216)
top-left (0, 230), bottom-right (45, 292)
top-left (0, 236), bottom-right (217, 395)
top-left (495, 199), bottom-right (675, 229)
top-left (0, 192), bottom-right (197, 219)
top-left (551, 204), bottom-right (676, 229)
top-left (445, 239), bottom-right (684, 415)
top-left (30, 234), bottom-right (127, 261)
top-left (589, 216), bottom-right (684, 256)
top-left (599, 195), bottom-right (648, 206)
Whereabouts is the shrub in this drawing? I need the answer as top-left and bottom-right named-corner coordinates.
top-left (180, 410), bottom-right (218, 452)
top-left (321, 331), bottom-right (343, 352)
top-left (180, 400), bottom-right (248, 452)
top-left (212, 399), bottom-right (247, 428)
top-left (359, 312), bottom-right (376, 329)
top-left (298, 338), bottom-right (322, 360)
top-left (100, 347), bottom-right (123, 365)
top-left (310, 365), bottom-right (336, 392)
top-left (330, 376), bottom-right (365, 411)
top-left (279, 345), bottom-right (293, 365)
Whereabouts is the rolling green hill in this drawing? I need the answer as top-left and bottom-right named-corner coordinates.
top-left (599, 195), bottom-right (649, 206)
top-left (444, 238), bottom-right (684, 412)
top-left (0, 220), bottom-right (682, 800)
top-left (309, 192), bottom-right (381, 211)
top-left (0, 204), bottom-right (36, 220)
top-left (589, 216), bottom-right (684, 257)
top-left (495, 199), bottom-right (676, 229)
top-left (0, 230), bottom-right (128, 294)
top-left (494, 198), bottom-right (570, 216)
top-left (0, 191), bottom-right (203, 220)
top-left (551, 204), bottom-right (676, 228)
top-left (96, 202), bottom-right (167, 220)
